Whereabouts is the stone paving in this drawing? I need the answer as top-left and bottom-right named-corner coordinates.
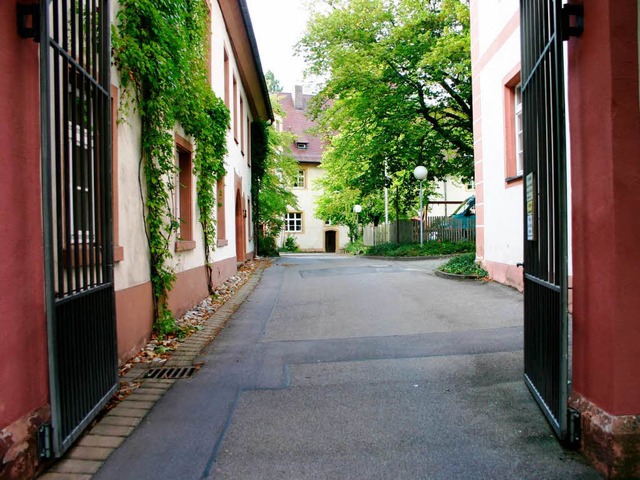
top-left (39, 261), bottom-right (269, 480)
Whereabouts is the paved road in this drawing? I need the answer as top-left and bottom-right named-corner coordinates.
top-left (95, 254), bottom-right (600, 480)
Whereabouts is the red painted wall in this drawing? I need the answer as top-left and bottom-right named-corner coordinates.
top-left (0, 3), bottom-right (50, 428)
top-left (569, 0), bottom-right (640, 415)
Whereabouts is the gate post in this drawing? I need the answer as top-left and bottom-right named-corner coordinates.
top-left (567, 1), bottom-right (640, 477)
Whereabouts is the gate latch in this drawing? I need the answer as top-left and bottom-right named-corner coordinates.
top-left (561, 4), bottom-right (584, 41)
top-left (37, 423), bottom-right (54, 460)
top-left (566, 407), bottom-right (582, 449)
top-left (16, 3), bottom-right (40, 42)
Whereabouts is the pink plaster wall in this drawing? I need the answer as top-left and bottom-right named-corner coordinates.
top-left (568, 0), bottom-right (640, 415)
top-left (0, 3), bottom-right (50, 427)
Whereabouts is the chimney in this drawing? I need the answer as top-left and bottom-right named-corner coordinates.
top-left (294, 85), bottom-right (304, 110)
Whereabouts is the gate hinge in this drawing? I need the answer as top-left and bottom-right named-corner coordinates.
top-left (561, 4), bottom-right (584, 41)
top-left (16, 2), bottom-right (41, 42)
top-left (566, 407), bottom-right (581, 449)
top-left (37, 423), bottom-right (54, 460)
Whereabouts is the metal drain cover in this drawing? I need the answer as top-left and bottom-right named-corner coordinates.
top-left (144, 366), bottom-right (196, 379)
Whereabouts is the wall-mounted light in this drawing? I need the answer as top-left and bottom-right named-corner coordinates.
top-left (561, 4), bottom-right (584, 41)
top-left (16, 3), bottom-right (40, 42)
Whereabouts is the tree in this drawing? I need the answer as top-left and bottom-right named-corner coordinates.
top-left (298, 0), bottom-right (472, 222)
top-left (265, 70), bottom-right (283, 93)
top-left (251, 95), bottom-right (298, 255)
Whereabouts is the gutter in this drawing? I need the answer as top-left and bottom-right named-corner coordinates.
top-left (238, 0), bottom-right (274, 122)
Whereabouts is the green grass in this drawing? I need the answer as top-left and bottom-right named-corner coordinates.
top-left (438, 253), bottom-right (488, 277)
top-left (364, 241), bottom-right (476, 257)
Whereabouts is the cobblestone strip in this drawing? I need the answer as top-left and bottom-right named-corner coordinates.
top-left (39, 262), bottom-right (268, 480)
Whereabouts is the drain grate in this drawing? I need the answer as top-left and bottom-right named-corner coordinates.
top-left (144, 366), bottom-right (197, 380)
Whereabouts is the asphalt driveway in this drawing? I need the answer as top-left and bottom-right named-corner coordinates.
top-left (94, 254), bottom-right (600, 480)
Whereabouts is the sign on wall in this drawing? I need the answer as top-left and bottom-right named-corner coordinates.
top-left (526, 172), bottom-right (537, 241)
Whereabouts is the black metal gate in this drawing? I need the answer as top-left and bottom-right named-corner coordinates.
top-left (520, 0), bottom-right (570, 441)
top-left (39, 0), bottom-right (118, 457)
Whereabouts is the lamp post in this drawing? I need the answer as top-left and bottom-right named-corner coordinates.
top-left (353, 204), bottom-right (362, 241)
top-left (413, 166), bottom-right (428, 245)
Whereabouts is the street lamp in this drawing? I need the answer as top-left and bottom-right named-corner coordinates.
top-left (413, 166), bottom-right (428, 245)
top-left (353, 204), bottom-right (362, 241)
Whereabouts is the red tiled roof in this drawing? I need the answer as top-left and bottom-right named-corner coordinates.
top-left (277, 92), bottom-right (324, 164)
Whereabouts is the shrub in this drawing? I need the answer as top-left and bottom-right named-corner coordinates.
top-left (258, 233), bottom-right (280, 257)
top-left (364, 241), bottom-right (475, 257)
top-left (344, 240), bottom-right (366, 255)
top-left (439, 253), bottom-right (488, 277)
top-left (280, 235), bottom-right (299, 252)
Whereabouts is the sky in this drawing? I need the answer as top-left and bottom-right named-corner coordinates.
top-left (244, 0), bottom-right (314, 94)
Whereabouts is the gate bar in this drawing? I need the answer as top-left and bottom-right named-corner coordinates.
top-left (40, 0), bottom-right (64, 458)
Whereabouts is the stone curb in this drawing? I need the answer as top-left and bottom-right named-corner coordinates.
top-left (39, 262), bottom-right (268, 480)
top-left (434, 269), bottom-right (487, 281)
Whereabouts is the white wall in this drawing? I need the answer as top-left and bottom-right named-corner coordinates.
top-left (473, 0), bottom-right (524, 270)
top-left (428, 178), bottom-right (475, 217)
top-left (284, 163), bottom-right (349, 252)
top-left (210, 3), bottom-right (254, 263)
top-left (112, 0), bottom-right (256, 295)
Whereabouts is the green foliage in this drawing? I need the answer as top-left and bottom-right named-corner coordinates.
top-left (257, 232), bottom-right (280, 257)
top-left (439, 252), bottom-right (488, 276)
top-left (300, 0), bottom-right (472, 224)
top-left (365, 240), bottom-right (475, 257)
top-left (252, 94), bottom-right (299, 255)
top-left (280, 236), bottom-right (299, 252)
top-left (265, 70), bottom-right (283, 93)
top-left (344, 240), bottom-right (367, 255)
top-left (113, 0), bottom-right (229, 333)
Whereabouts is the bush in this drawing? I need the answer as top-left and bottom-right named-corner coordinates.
top-left (439, 253), bottom-right (488, 277)
top-left (364, 241), bottom-right (475, 257)
top-left (258, 233), bottom-right (280, 257)
top-left (344, 240), bottom-right (366, 255)
top-left (280, 235), bottom-right (299, 252)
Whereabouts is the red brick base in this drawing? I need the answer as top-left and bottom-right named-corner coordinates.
top-left (569, 393), bottom-right (640, 479)
top-left (0, 406), bottom-right (50, 480)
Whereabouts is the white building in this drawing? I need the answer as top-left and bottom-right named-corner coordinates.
top-left (470, 0), bottom-right (525, 290)
top-left (428, 178), bottom-right (475, 217)
top-left (112, 0), bottom-right (272, 360)
top-left (278, 87), bottom-right (350, 253)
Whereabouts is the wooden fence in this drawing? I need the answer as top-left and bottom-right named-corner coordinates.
top-left (363, 217), bottom-right (475, 246)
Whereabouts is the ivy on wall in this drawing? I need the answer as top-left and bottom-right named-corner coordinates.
top-left (112, 0), bottom-right (230, 334)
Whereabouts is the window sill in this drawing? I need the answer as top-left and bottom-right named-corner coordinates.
top-left (217, 239), bottom-right (229, 247)
top-left (505, 174), bottom-right (523, 186)
top-left (175, 240), bottom-right (196, 252)
top-left (114, 245), bottom-right (124, 263)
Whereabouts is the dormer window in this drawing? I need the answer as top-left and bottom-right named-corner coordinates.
top-left (296, 142), bottom-right (308, 150)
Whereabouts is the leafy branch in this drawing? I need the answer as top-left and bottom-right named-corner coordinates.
top-left (113, 0), bottom-right (229, 335)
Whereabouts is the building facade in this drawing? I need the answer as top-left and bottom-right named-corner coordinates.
top-left (1, 1), bottom-right (271, 478)
top-left (471, 0), bottom-right (640, 477)
top-left (470, 0), bottom-right (525, 291)
top-left (278, 87), bottom-right (349, 253)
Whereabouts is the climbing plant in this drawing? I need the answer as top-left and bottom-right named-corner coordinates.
top-left (112, 0), bottom-right (229, 334)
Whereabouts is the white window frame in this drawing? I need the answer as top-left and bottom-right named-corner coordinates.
top-left (293, 169), bottom-right (306, 188)
top-left (285, 212), bottom-right (303, 232)
top-left (514, 84), bottom-right (524, 176)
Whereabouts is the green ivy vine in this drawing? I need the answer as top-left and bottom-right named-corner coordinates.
top-left (112, 0), bottom-right (230, 334)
